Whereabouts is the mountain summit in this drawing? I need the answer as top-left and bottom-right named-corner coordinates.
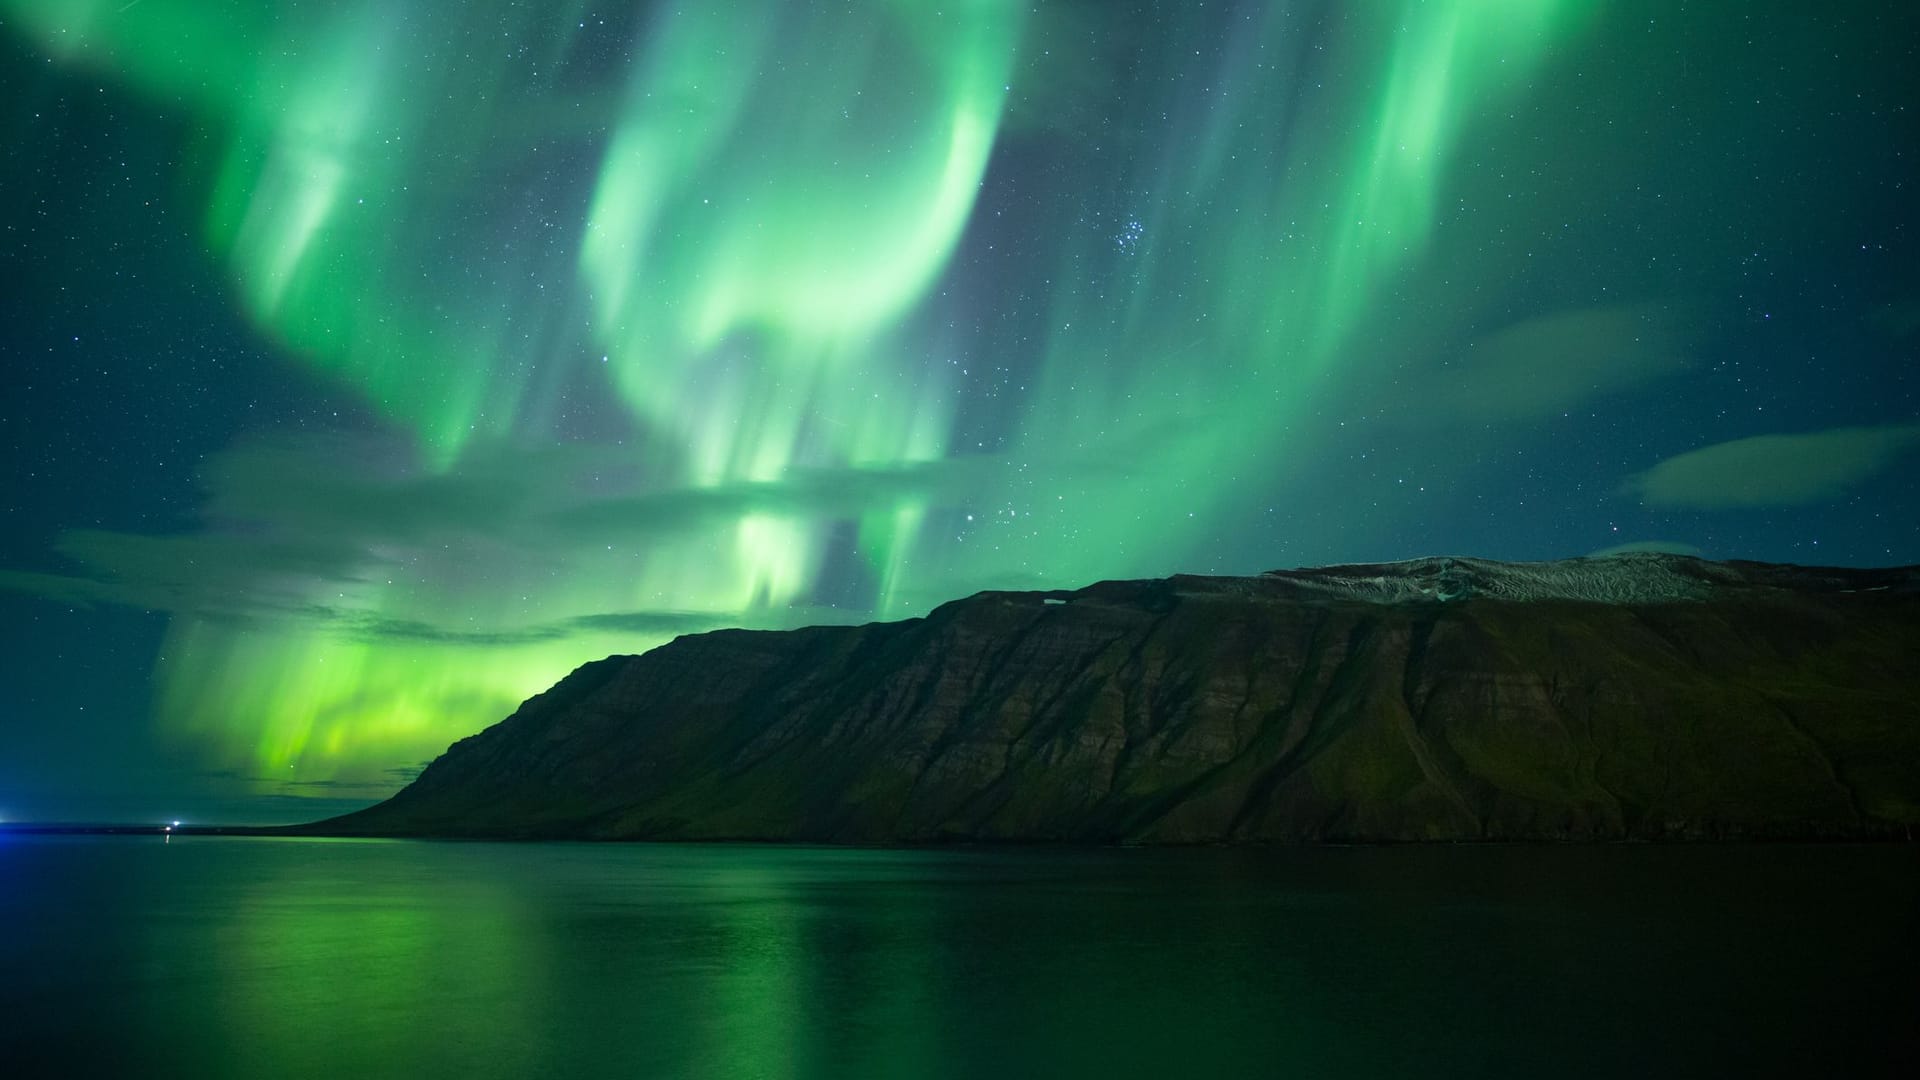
top-left (322, 554), bottom-right (1920, 842)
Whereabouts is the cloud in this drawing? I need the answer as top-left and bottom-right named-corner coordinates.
top-left (335, 609), bottom-right (737, 646)
top-left (1587, 540), bottom-right (1704, 558)
top-left (1623, 424), bottom-right (1920, 509)
top-left (0, 413), bottom-right (1206, 652)
top-left (1407, 302), bottom-right (1692, 422)
top-left (550, 455), bottom-right (1003, 539)
top-left (0, 430), bottom-right (987, 643)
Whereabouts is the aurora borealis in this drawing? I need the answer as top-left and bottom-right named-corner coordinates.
top-left (3, 1), bottom-right (1916, 823)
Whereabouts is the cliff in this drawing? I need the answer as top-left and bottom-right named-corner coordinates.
top-left (321, 554), bottom-right (1920, 842)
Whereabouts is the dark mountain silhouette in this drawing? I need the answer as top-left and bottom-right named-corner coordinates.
top-left (321, 555), bottom-right (1920, 842)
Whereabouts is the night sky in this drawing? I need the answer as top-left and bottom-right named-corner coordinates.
top-left (2, 0), bottom-right (1915, 824)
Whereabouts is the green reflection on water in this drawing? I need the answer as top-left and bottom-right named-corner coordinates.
top-left (2, 838), bottom-right (1916, 1078)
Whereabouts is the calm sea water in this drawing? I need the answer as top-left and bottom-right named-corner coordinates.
top-left (1, 837), bottom-right (1915, 1078)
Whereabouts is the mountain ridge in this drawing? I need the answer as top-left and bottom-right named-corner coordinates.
top-left (319, 554), bottom-right (1920, 843)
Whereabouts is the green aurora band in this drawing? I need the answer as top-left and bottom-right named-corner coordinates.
top-left (4, 0), bottom-right (1592, 799)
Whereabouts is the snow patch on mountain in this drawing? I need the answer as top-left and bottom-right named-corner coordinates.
top-left (1254, 552), bottom-right (1902, 605)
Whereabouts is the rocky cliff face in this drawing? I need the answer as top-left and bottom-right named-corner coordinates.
top-left (324, 555), bottom-right (1920, 842)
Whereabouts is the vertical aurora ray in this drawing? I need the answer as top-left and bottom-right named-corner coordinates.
top-left (578, 0), bottom-right (1022, 620)
top-left (582, 2), bottom-right (1020, 378)
top-left (936, 0), bottom-right (1590, 590)
top-left (2, 1), bottom-right (1599, 801)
